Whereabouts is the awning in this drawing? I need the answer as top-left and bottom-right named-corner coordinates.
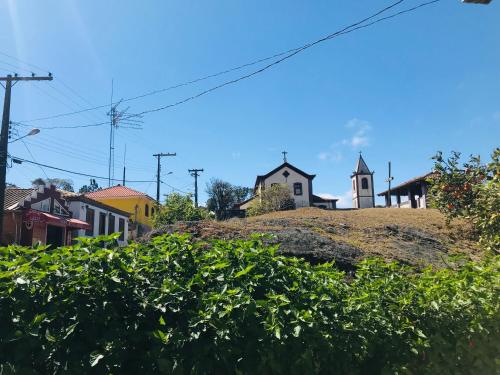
top-left (24, 210), bottom-right (91, 230)
top-left (67, 218), bottom-right (91, 230)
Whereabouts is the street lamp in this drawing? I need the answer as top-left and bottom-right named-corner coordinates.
top-left (9, 128), bottom-right (40, 143)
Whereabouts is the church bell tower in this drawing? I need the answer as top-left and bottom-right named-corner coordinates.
top-left (351, 153), bottom-right (375, 208)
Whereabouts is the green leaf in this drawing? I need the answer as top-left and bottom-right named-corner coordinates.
top-left (235, 264), bottom-right (255, 278)
top-left (90, 353), bottom-right (104, 367)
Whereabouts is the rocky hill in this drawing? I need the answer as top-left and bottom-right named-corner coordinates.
top-left (143, 208), bottom-right (481, 271)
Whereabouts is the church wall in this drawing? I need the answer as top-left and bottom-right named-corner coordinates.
top-left (352, 175), bottom-right (374, 208)
top-left (263, 167), bottom-right (311, 208)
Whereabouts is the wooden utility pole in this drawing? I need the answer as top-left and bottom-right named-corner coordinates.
top-left (188, 168), bottom-right (204, 207)
top-left (385, 161), bottom-right (394, 208)
top-left (0, 74), bottom-right (53, 243)
top-left (153, 152), bottom-right (176, 203)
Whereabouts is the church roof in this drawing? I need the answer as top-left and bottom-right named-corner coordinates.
top-left (254, 162), bottom-right (315, 189)
top-left (352, 154), bottom-right (372, 176)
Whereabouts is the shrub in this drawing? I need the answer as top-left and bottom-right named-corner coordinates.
top-left (430, 148), bottom-right (500, 252)
top-left (1, 235), bottom-right (498, 374)
top-left (247, 184), bottom-right (295, 216)
top-left (153, 193), bottom-right (209, 227)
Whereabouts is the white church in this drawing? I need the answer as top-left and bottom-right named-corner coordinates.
top-left (235, 153), bottom-right (375, 213)
top-left (236, 155), bottom-right (338, 211)
top-left (351, 153), bottom-right (375, 208)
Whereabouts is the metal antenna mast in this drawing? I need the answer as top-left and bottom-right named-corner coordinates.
top-left (107, 81), bottom-right (143, 186)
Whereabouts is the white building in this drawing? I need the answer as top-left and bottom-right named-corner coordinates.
top-left (351, 154), bottom-right (375, 209)
top-left (237, 160), bottom-right (337, 211)
top-left (62, 192), bottom-right (130, 245)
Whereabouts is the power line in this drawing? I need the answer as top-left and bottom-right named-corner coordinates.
top-left (10, 155), bottom-right (157, 183)
top-left (14, 0), bottom-right (443, 124)
top-left (131, 0), bottom-right (440, 118)
top-left (20, 139), bottom-right (49, 179)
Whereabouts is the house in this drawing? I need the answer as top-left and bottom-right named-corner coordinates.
top-left (351, 154), bottom-right (375, 209)
top-left (85, 185), bottom-right (156, 238)
top-left (61, 191), bottom-right (130, 245)
top-left (236, 159), bottom-right (337, 212)
top-left (1, 185), bottom-right (90, 247)
top-left (377, 172), bottom-right (435, 209)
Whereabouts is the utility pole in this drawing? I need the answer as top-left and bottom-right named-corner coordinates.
top-left (385, 161), bottom-right (394, 208)
top-left (153, 152), bottom-right (176, 203)
top-left (188, 168), bottom-right (204, 207)
top-left (0, 74), bottom-right (53, 243)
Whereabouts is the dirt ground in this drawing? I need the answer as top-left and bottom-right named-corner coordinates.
top-left (143, 208), bottom-right (481, 270)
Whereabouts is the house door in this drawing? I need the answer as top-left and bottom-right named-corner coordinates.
top-left (46, 225), bottom-right (64, 248)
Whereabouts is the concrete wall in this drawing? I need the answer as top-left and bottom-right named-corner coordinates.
top-left (68, 201), bottom-right (129, 245)
top-left (352, 174), bottom-right (374, 209)
top-left (262, 167), bottom-right (311, 208)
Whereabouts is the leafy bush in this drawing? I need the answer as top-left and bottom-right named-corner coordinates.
top-left (153, 193), bottom-right (209, 227)
top-left (430, 148), bottom-right (500, 252)
top-left (247, 184), bottom-right (295, 216)
top-left (0, 235), bottom-right (498, 374)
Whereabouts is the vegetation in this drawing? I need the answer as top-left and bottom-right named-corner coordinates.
top-left (2, 234), bottom-right (497, 374)
top-left (153, 193), bottom-right (209, 227)
top-left (206, 178), bottom-right (252, 220)
top-left (31, 177), bottom-right (74, 192)
top-left (79, 179), bottom-right (101, 193)
top-left (247, 183), bottom-right (295, 216)
top-left (430, 148), bottom-right (499, 252)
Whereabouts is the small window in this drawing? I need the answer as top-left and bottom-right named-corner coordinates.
top-left (99, 212), bottom-right (106, 235)
top-left (361, 177), bottom-right (369, 190)
top-left (85, 208), bottom-right (95, 236)
top-left (293, 182), bottom-right (303, 196)
top-left (352, 180), bottom-right (356, 191)
top-left (118, 218), bottom-right (125, 241)
top-left (145, 204), bottom-right (149, 217)
top-left (151, 207), bottom-right (155, 217)
top-left (108, 214), bottom-right (115, 235)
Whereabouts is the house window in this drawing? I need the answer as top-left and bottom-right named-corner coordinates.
top-left (145, 204), bottom-right (149, 217)
top-left (85, 208), bottom-right (95, 236)
top-left (293, 182), bottom-right (303, 196)
top-left (32, 198), bottom-right (50, 212)
top-left (361, 177), bottom-right (369, 190)
top-left (108, 214), bottom-right (115, 235)
top-left (118, 218), bottom-right (125, 241)
top-left (53, 200), bottom-right (66, 215)
top-left (151, 207), bottom-right (155, 217)
top-left (99, 212), bottom-right (106, 235)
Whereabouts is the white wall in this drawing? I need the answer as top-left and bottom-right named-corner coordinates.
top-left (68, 201), bottom-right (129, 245)
top-left (352, 174), bottom-right (374, 209)
top-left (263, 167), bottom-right (311, 208)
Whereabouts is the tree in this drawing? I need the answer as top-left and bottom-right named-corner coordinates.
top-left (79, 179), bottom-right (101, 193)
top-left (233, 186), bottom-right (253, 203)
top-left (429, 148), bottom-right (499, 252)
top-left (206, 179), bottom-right (236, 220)
top-left (31, 178), bottom-right (74, 192)
top-left (153, 193), bottom-right (208, 227)
top-left (247, 184), bottom-right (295, 216)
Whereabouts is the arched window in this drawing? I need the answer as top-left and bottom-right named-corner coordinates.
top-left (145, 204), bottom-right (149, 217)
top-left (361, 177), bottom-right (369, 190)
top-left (293, 182), bottom-right (303, 196)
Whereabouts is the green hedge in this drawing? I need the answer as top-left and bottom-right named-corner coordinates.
top-left (0, 234), bottom-right (498, 374)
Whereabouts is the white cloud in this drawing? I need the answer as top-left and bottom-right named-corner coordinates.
top-left (317, 149), bottom-right (342, 162)
top-left (335, 190), bottom-right (353, 209)
top-left (317, 190), bottom-right (352, 208)
top-left (342, 118), bottom-right (372, 149)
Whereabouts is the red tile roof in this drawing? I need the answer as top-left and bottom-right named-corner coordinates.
top-left (86, 185), bottom-right (153, 200)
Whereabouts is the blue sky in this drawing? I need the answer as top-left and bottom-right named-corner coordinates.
top-left (1, 0), bottom-right (499, 207)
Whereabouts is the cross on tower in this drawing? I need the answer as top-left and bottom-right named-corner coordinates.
top-left (282, 151), bottom-right (288, 163)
